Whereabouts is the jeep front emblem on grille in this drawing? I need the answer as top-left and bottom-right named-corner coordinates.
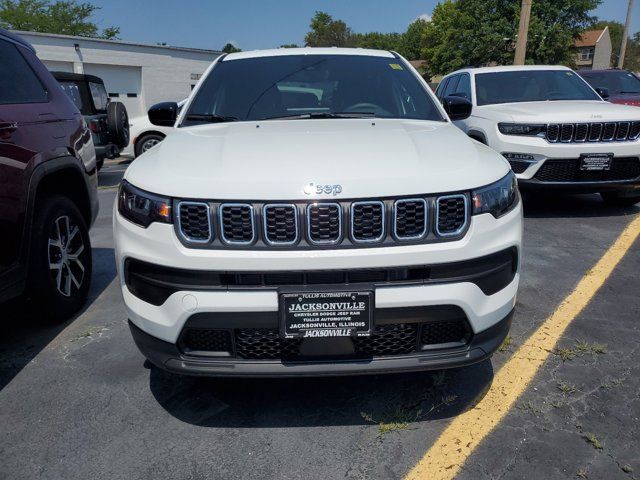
top-left (303, 183), bottom-right (343, 196)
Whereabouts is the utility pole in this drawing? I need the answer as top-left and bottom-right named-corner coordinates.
top-left (514, 0), bottom-right (533, 65)
top-left (618, 0), bottom-right (635, 68)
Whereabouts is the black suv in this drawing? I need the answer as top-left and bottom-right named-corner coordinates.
top-left (53, 71), bottom-right (130, 170)
top-left (0, 28), bottom-right (99, 321)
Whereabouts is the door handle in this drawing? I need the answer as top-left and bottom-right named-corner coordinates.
top-left (0, 122), bottom-right (18, 132)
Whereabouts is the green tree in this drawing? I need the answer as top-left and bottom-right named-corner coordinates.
top-left (279, 43), bottom-right (299, 48)
top-left (422, 0), bottom-right (601, 75)
top-left (304, 11), bottom-right (355, 47)
top-left (352, 31), bottom-right (402, 51)
top-left (625, 32), bottom-right (640, 71)
top-left (222, 42), bottom-right (241, 53)
top-left (398, 18), bottom-right (430, 60)
top-left (0, 0), bottom-right (119, 39)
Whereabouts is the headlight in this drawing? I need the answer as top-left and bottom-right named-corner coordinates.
top-left (472, 171), bottom-right (519, 218)
top-left (118, 180), bottom-right (172, 227)
top-left (498, 123), bottom-right (546, 136)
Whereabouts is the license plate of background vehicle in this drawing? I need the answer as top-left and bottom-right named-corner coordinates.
top-left (580, 153), bottom-right (612, 171)
top-left (281, 291), bottom-right (373, 339)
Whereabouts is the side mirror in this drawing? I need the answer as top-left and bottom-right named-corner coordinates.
top-left (442, 95), bottom-right (473, 121)
top-left (148, 101), bottom-right (178, 127)
top-left (594, 87), bottom-right (610, 100)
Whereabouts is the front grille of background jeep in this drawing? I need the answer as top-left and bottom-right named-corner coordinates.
top-left (174, 194), bottom-right (471, 250)
top-left (545, 121), bottom-right (640, 143)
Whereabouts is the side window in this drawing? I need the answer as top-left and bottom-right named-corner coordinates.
top-left (443, 75), bottom-right (460, 97)
top-left (0, 40), bottom-right (48, 105)
top-left (456, 74), bottom-right (472, 100)
top-left (435, 78), bottom-right (449, 99)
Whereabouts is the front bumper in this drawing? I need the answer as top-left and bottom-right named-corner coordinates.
top-left (491, 133), bottom-right (640, 192)
top-left (129, 308), bottom-right (513, 377)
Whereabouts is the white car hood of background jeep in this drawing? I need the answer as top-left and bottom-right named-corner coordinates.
top-left (476, 100), bottom-right (640, 124)
top-left (124, 118), bottom-right (509, 200)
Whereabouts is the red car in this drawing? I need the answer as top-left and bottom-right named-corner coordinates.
top-left (579, 69), bottom-right (640, 107)
top-left (0, 28), bottom-right (98, 321)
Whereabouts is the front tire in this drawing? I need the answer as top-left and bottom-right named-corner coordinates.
top-left (135, 133), bottom-right (164, 157)
top-left (600, 191), bottom-right (640, 208)
top-left (27, 195), bottom-right (92, 322)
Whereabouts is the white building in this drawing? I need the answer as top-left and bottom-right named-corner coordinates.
top-left (13, 31), bottom-right (221, 118)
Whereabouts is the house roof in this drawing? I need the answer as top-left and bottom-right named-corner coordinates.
top-left (575, 28), bottom-right (606, 48)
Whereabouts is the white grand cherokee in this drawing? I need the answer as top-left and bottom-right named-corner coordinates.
top-left (114, 48), bottom-right (522, 376)
top-left (437, 66), bottom-right (640, 207)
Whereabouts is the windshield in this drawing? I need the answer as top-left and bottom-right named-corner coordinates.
top-left (580, 71), bottom-right (640, 95)
top-left (475, 70), bottom-right (601, 106)
top-left (184, 54), bottom-right (444, 125)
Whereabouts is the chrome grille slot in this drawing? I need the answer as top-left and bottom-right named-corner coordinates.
top-left (574, 123), bottom-right (588, 142)
top-left (546, 124), bottom-right (560, 142)
top-left (589, 123), bottom-right (603, 141)
top-left (307, 203), bottom-right (341, 244)
top-left (177, 202), bottom-right (211, 243)
top-left (263, 204), bottom-right (298, 245)
top-left (630, 121), bottom-right (640, 140)
top-left (220, 203), bottom-right (255, 244)
top-left (616, 122), bottom-right (631, 141)
top-left (351, 201), bottom-right (385, 243)
top-left (560, 124), bottom-right (574, 142)
top-left (436, 195), bottom-right (468, 237)
top-left (393, 199), bottom-right (427, 240)
top-left (602, 122), bottom-right (617, 141)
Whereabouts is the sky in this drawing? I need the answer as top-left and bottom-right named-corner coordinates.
top-left (90, 0), bottom-right (640, 51)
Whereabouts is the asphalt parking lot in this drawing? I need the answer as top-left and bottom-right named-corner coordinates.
top-left (1, 158), bottom-right (638, 480)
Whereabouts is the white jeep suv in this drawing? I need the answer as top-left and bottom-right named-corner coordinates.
top-left (114, 48), bottom-right (522, 376)
top-left (437, 66), bottom-right (640, 206)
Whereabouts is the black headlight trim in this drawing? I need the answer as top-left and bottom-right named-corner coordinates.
top-left (118, 180), bottom-right (173, 228)
top-left (471, 171), bottom-right (519, 219)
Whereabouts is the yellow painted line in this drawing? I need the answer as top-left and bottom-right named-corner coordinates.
top-left (405, 214), bottom-right (640, 480)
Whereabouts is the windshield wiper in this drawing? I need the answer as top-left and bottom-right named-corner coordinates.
top-left (184, 113), bottom-right (239, 123)
top-left (263, 111), bottom-right (376, 120)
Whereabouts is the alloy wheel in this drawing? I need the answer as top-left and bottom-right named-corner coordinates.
top-left (48, 215), bottom-right (86, 297)
top-left (142, 138), bottom-right (161, 152)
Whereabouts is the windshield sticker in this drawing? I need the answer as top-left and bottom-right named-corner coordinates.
top-left (389, 63), bottom-right (404, 70)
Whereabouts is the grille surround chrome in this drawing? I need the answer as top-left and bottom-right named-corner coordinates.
top-left (219, 203), bottom-right (256, 245)
top-left (262, 204), bottom-right (299, 246)
top-left (435, 194), bottom-right (469, 237)
top-left (546, 121), bottom-right (640, 143)
top-left (393, 198), bottom-right (428, 241)
top-left (350, 200), bottom-right (385, 244)
top-left (306, 202), bottom-right (342, 245)
top-left (176, 201), bottom-right (212, 244)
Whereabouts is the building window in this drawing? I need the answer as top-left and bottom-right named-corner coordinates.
top-left (190, 73), bottom-right (202, 80)
top-left (580, 47), bottom-right (594, 61)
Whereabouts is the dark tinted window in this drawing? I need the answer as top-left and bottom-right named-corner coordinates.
top-left (580, 71), bottom-right (640, 95)
top-left (443, 75), bottom-right (460, 97)
top-left (475, 70), bottom-right (601, 106)
top-left (0, 40), bottom-right (47, 105)
top-left (456, 74), bottom-right (472, 100)
top-left (186, 55), bottom-right (444, 123)
top-left (435, 78), bottom-right (449, 99)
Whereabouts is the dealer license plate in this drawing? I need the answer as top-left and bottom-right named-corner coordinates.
top-left (280, 291), bottom-right (373, 339)
top-left (580, 153), bottom-right (612, 171)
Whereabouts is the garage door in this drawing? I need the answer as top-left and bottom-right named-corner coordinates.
top-left (43, 60), bottom-right (74, 73)
top-left (83, 63), bottom-right (143, 117)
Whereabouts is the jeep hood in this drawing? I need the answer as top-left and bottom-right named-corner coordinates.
top-left (124, 119), bottom-right (509, 200)
top-left (477, 100), bottom-right (640, 123)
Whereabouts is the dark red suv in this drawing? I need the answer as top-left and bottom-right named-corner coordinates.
top-left (0, 28), bottom-right (98, 321)
top-left (579, 69), bottom-right (640, 107)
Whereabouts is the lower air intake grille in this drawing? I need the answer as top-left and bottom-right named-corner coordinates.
top-left (436, 195), bottom-right (467, 236)
top-left (234, 329), bottom-right (301, 359)
top-left (179, 328), bottom-right (232, 354)
top-left (263, 204), bottom-right (297, 245)
top-left (420, 320), bottom-right (469, 345)
top-left (178, 202), bottom-right (211, 242)
top-left (394, 199), bottom-right (427, 239)
top-left (307, 203), bottom-right (341, 244)
top-left (353, 324), bottom-right (418, 355)
top-left (534, 158), bottom-right (640, 182)
top-left (351, 201), bottom-right (384, 242)
top-left (220, 204), bottom-right (254, 244)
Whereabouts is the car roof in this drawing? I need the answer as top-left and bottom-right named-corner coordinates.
top-left (51, 71), bottom-right (105, 84)
top-left (0, 27), bottom-right (35, 52)
top-left (448, 65), bottom-right (573, 76)
top-left (222, 47), bottom-right (396, 61)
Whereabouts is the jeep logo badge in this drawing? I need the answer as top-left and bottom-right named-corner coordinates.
top-left (304, 183), bottom-right (343, 196)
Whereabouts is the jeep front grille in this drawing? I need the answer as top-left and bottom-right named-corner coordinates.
top-left (174, 194), bottom-right (470, 249)
top-left (534, 157), bottom-right (640, 182)
top-left (436, 195), bottom-right (468, 236)
top-left (546, 121), bottom-right (640, 143)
